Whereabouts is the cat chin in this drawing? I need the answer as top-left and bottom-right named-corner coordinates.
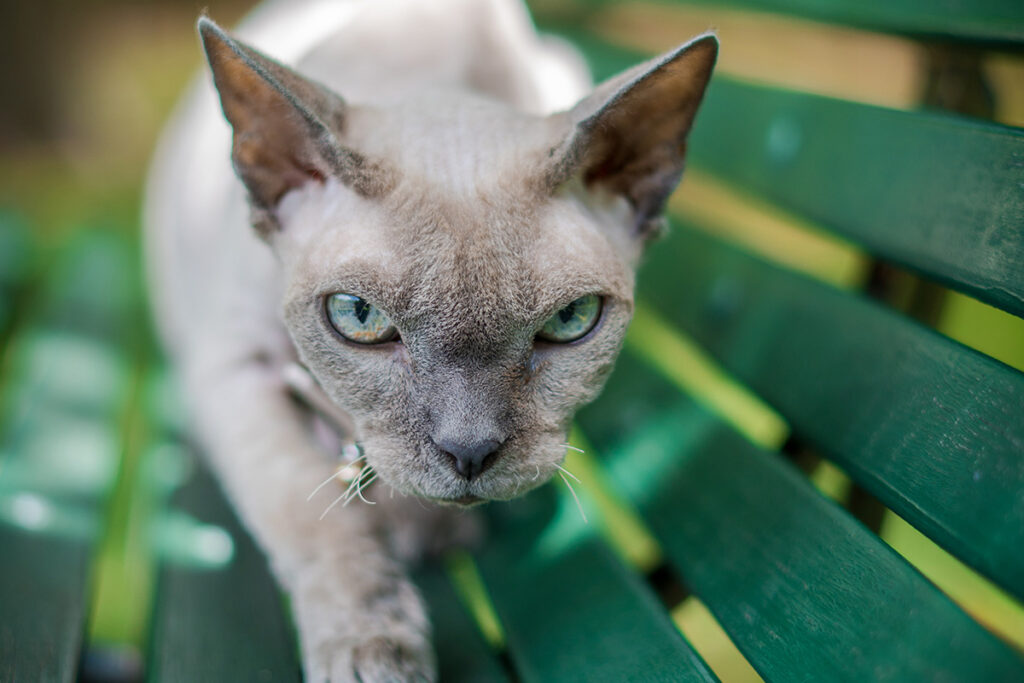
top-left (384, 471), bottom-right (552, 506)
top-left (425, 494), bottom-right (486, 508)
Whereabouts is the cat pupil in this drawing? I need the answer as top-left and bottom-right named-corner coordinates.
top-left (354, 299), bottom-right (371, 324)
top-left (558, 302), bottom-right (577, 324)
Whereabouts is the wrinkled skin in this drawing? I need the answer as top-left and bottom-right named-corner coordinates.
top-left (144, 0), bottom-right (715, 680)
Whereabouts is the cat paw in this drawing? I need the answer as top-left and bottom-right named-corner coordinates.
top-left (308, 636), bottom-right (436, 683)
top-left (294, 562), bottom-right (435, 683)
top-left (351, 636), bottom-right (436, 682)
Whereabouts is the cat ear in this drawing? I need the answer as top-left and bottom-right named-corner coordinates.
top-left (197, 17), bottom-right (388, 232)
top-left (548, 34), bottom-right (718, 242)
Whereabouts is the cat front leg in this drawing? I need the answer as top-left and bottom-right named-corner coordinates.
top-left (188, 358), bottom-right (435, 682)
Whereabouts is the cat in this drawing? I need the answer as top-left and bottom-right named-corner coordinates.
top-left (143, 0), bottom-right (716, 679)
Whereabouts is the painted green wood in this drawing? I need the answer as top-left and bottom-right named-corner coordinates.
top-left (693, 0), bottom-right (1024, 43)
top-left (0, 212), bottom-right (33, 337)
top-left (0, 232), bottom-right (135, 682)
top-left (0, 529), bottom-right (94, 683)
top-left (147, 459), bottom-right (301, 683)
top-left (639, 220), bottom-right (1024, 601)
top-left (554, 29), bottom-right (1024, 318)
top-left (578, 352), bottom-right (1024, 682)
top-left (40, 229), bottom-right (142, 345)
top-left (476, 488), bottom-right (718, 683)
top-left (688, 79), bottom-right (1024, 318)
top-left (414, 565), bottom-right (511, 682)
top-left (563, 0), bottom-right (1024, 43)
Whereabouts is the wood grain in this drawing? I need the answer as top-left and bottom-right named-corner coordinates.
top-left (476, 488), bottom-right (718, 683)
top-left (580, 352), bottom-right (1024, 682)
top-left (640, 221), bottom-right (1024, 601)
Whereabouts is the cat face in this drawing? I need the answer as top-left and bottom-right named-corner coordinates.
top-left (199, 19), bottom-right (716, 503)
top-left (274, 118), bottom-right (635, 501)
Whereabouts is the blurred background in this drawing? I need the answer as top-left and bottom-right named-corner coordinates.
top-left (1, 1), bottom-right (1022, 681)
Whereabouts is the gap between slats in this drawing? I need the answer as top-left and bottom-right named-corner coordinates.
top-left (668, 173), bottom-right (1024, 374)
top-left (572, 0), bottom-right (1024, 127)
top-left (620, 305), bottom-right (1024, 654)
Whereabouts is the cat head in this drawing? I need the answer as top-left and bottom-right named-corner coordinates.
top-left (198, 17), bottom-right (716, 504)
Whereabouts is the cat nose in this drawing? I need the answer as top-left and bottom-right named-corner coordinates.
top-left (433, 437), bottom-right (503, 480)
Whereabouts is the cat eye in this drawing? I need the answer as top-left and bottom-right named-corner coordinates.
top-left (326, 293), bottom-right (398, 344)
top-left (537, 294), bottom-right (602, 343)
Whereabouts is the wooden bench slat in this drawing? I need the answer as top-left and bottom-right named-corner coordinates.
top-left (579, 353), bottom-right (1024, 682)
top-left (556, 29), bottom-right (1024, 319)
top-left (0, 530), bottom-right (92, 683)
top-left (414, 566), bottom-right (512, 682)
top-left (146, 461), bottom-right (301, 683)
top-left (638, 221), bottom-right (1024, 601)
top-left (0, 212), bottom-right (32, 336)
top-left (688, 79), bottom-right (1024, 318)
top-left (41, 230), bottom-right (143, 344)
top-left (0, 233), bottom-right (137, 681)
top-left (476, 490), bottom-right (718, 683)
top-left (649, 0), bottom-right (1024, 43)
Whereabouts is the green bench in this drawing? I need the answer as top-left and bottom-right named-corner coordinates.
top-left (2, 0), bottom-right (1023, 680)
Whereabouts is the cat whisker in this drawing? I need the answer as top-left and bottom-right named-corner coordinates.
top-left (354, 474), bottom-right (378, 505)
top-left (513, 469), bottom-right (532, 496)
top-left (319, 491), bottom-right (347, 521)
top-left (307, 469), bottom-right (341, 501)
top-left (342, 468), bottom-right (371, 504)
top-left (339, 454), bottom-right (368, 471)
top-left (561, 443), bottom-right (585, 454)
top-left (321, 464), bottom-right (371, 518)
top-left (306, 454), bottom-right (367, 501)
top-left (555, 463), bottom-right (581, 483)
top-left (344, 468), bottom-right (377, 507)
top-left (558, 470), bottom-right (588, 524)
top-left (340, 465), bottom-right (366, 497)
top-left (532, 465), bottom-right (541, 481)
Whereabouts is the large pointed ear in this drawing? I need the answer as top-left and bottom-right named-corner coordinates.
top-left (197, 17), bottom-right (390, 235)
top-left (547, 34), bottom-right (717, 242)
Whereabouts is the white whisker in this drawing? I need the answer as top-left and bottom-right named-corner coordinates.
top-left (561, 444), bottom-right (585, 454)
top-left (558, 470), bottom-right (588, 524)
top-left (340, 466), bottom-right (365, 497)
top-left (344, 468), bottom-right (377, 507)
top-left (354, 474), bottom-right (378, 505)
top-left (307, 469), bottom-right (341, 501)
top-left (532, 465), bottom-right (541, 481)
top-left (307, 454), bottom-right (366, 501)
top-left (555, 463), bottom-right (581, 483)
top-left (342, 453), bottom-right (367, 468)
top-left (319, 491), bottom-right (347, 520)
top-left (322, 464), bottom-right (370, 518)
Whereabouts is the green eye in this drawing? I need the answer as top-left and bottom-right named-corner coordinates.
top-left (326, 293), bottom-right (398, 344)
top-left (537, 294), bottom-right (602, 343)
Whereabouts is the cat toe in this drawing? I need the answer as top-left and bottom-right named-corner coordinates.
top-left (350, 636), bottom-right (436, 683)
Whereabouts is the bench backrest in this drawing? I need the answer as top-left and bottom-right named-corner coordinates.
top-left (144, 2), bottom-right (1024, 680)
top-left (2, 2), bottom-right (1022, 681)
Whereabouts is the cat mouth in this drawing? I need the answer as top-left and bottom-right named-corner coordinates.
top-left (431, 493), bottom-right (484, 507)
